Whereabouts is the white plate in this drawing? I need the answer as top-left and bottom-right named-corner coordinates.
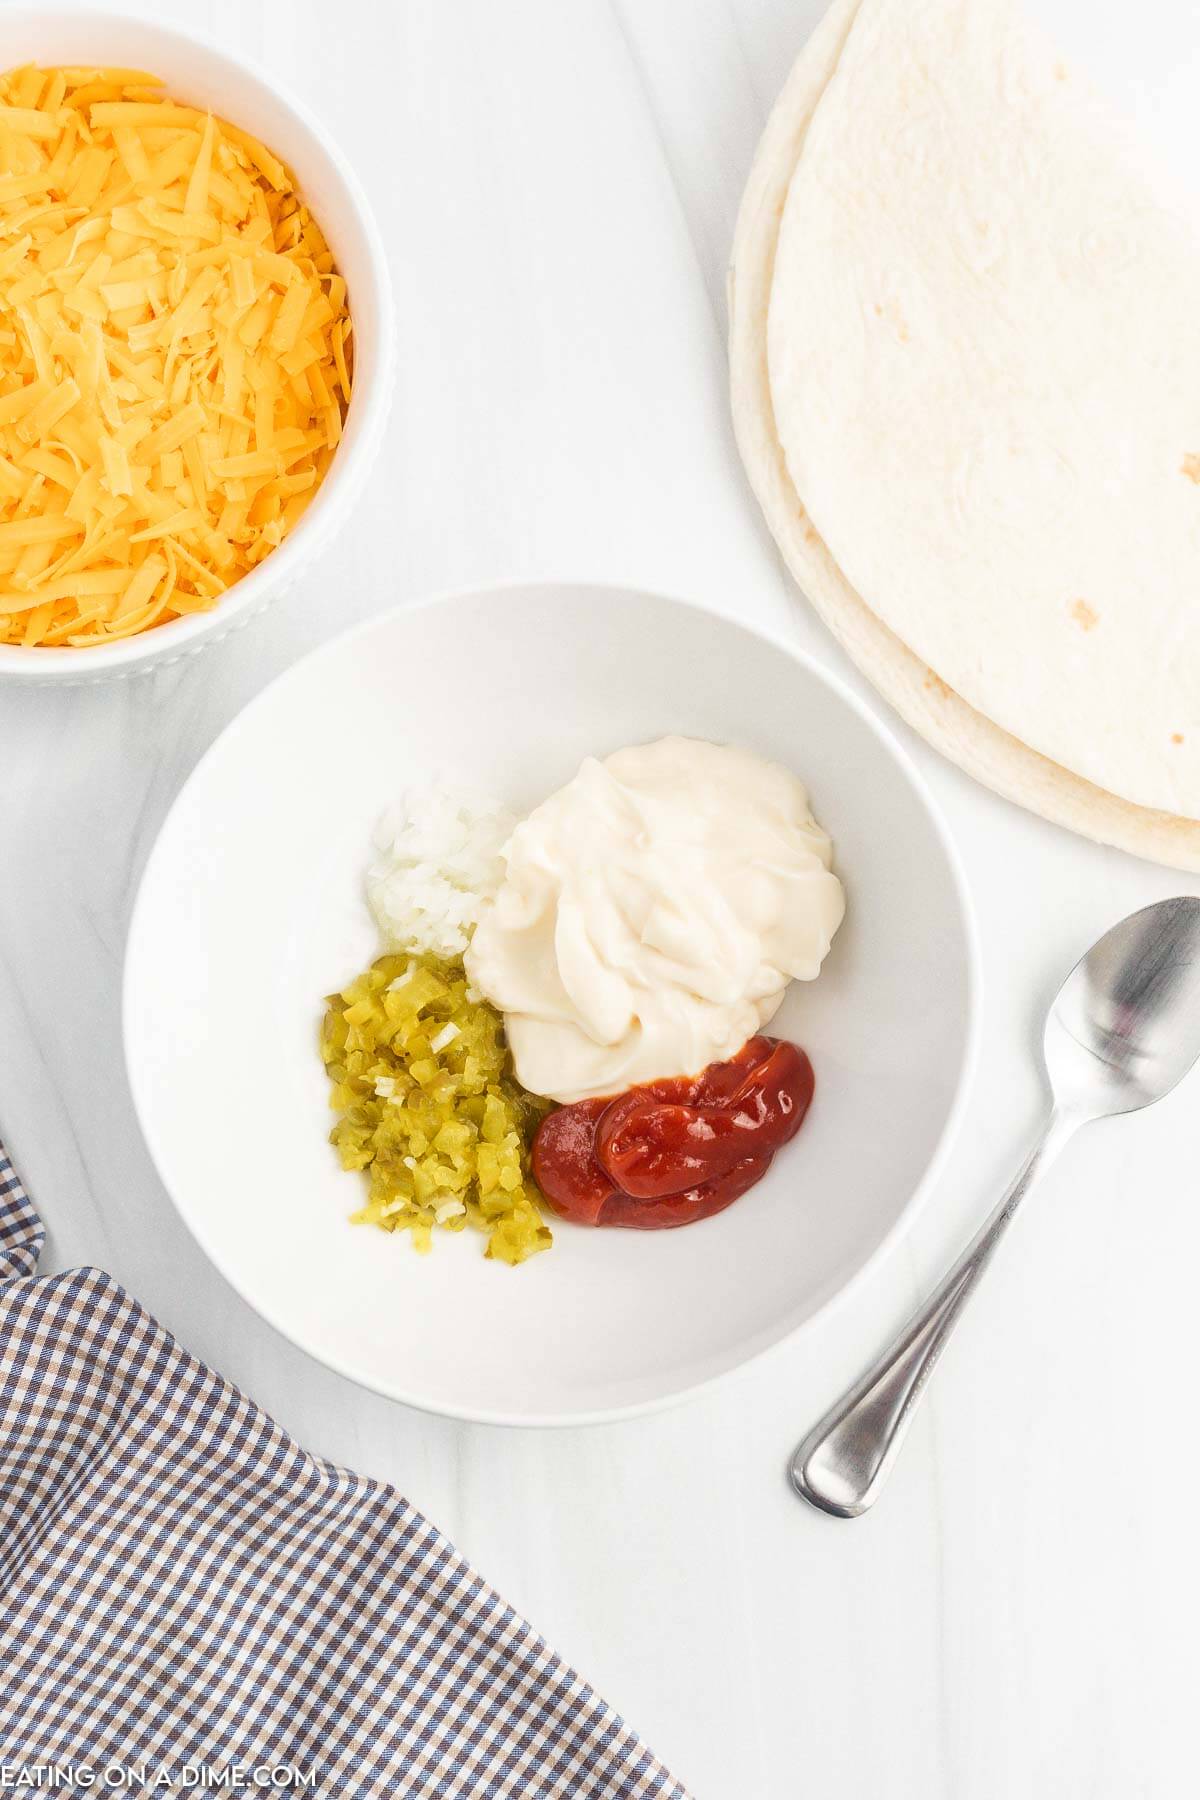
top-left (124, 582), bottom-right (979, 1425)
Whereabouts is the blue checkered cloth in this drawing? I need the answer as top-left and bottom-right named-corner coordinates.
top-left (0, 1142), bottom-right (689, 1798)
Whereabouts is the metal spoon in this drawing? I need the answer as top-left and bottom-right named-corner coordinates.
top-left (792, 895), bottom-right (1200, 1519)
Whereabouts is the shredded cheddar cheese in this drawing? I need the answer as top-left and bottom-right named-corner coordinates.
top-left (0, 63), bottom-right (352, 647)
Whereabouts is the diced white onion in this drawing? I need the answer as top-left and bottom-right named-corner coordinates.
top-left (366, 786), bottom-right (516, 962)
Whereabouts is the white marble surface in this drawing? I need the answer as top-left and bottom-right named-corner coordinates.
top-left (2, 2), bottom-right (1199, 1794)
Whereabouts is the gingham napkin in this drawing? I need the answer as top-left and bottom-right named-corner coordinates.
top-left (0, 1142), bottom-right (689, 1800)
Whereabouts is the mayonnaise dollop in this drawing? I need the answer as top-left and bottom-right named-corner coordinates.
top-left (464, 736), bottom-right (845, 1103)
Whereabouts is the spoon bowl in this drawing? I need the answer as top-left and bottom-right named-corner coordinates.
top-left (1046, 896), bottom-right (1200, 1119)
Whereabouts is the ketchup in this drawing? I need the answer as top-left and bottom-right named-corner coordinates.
top-left (531, 1036), bottom-right (814, 1230)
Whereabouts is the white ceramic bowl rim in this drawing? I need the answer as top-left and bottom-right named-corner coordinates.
top-left (123, 578), bottom-right (982, 1426)
top-left (0, 7), bottom-right (395, 681)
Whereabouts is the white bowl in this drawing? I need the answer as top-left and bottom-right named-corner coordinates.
top-left (124, 582), bottom-right (979, 1424)
top-left (0, 10), bottom-right (393, 684)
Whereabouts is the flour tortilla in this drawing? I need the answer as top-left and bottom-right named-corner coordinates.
top-left (729, 0), bottom-right (1200, 870)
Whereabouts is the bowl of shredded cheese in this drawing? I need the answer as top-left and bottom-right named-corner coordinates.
top-left (0, 10), bottom-right (393, 680)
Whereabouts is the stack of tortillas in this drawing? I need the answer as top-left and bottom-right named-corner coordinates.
top-left (730, 0), bottom-right (1200, 869)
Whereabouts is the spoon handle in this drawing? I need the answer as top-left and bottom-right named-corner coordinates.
top-left (790, 1109), bottom-right (1079, 1518)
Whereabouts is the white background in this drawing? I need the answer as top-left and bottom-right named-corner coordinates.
top-left (2, 3), bottom-right (1198, 1795)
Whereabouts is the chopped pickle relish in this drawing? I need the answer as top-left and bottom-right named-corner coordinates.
top-left (321, 953), bottom-right (554, 1264)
